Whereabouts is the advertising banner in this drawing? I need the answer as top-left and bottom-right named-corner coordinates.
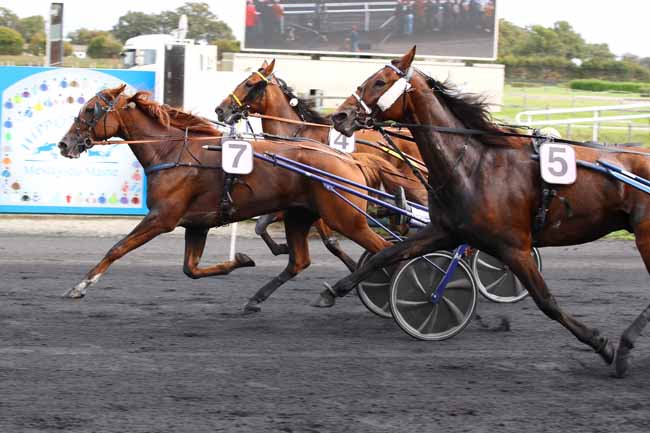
top-left (0, 67), bottom-right (155, 215)
top-left (243, 0), bottom-right (498, 60)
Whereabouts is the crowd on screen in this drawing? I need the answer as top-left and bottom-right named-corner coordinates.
top-left (394, 0), bottom-right (496, 37)
top-left (245, 0), bottom-right (496, 49)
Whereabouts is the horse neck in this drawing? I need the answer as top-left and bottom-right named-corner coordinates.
top-left (406, 90), bottom-right (484, 198)
top-left (261, 98), bottom-right (328, 142)
top-left (118, 110), bottom-right (185, 169)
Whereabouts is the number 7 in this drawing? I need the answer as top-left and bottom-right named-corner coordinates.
top-left (229, 143), bottom-right (248, 168)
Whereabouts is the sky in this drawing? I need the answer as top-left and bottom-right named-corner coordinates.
top-left (3, 0), bottom-right (649, 57)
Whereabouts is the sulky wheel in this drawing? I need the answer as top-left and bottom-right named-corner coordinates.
top-left (470, 247), bottom-right (542, 303)
top-left (356, 251), bottom-right (393, 318)
top-left (389, 251), bottom-right (477, 341)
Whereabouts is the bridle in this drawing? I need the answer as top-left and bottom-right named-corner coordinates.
top-left (73, 90), bottom-right (126, 152)
top-left (226, 70), bottom-right (306, 133)
top-left (349, 63), bottom-right (415, 129)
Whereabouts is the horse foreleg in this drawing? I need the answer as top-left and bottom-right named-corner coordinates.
top-left (312, 224), bottom-right (455, 307)
top-left (256, 212), bottom-right (289, 256)
top-left (502, 247), bottom-right (615, 366)
top-left (614, 220), bottom-right (650, 377)
top-left (244, 209), bottom-right (317, 314)
top-left (63, 210), bottom-right (181, 299)
top-left (314, 219), bottom-right (356, 272)
top-left (183, 227), bottom-right (255, 279)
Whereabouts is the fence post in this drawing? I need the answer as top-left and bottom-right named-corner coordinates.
top-left (592, 111), bottom-right (599, 142)
top-left (229, 222), bottom-right (238, 261)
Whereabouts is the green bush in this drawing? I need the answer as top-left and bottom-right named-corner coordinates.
top-left (86, 34), bottom-right (122, 58)
top-left (0, 26), bottom-right (24, 55)
top-left (569, 79), bottom-right (650, 93)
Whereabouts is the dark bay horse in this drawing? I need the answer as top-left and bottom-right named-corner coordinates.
top-left (58, 85), bottom-right (419, 313)
top-left (318, 46), bottom-right (650, 377)
top-left (215, 59), bottom-right (427, 259)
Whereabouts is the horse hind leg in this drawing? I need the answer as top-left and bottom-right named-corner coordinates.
top-left (502, 247), bottom-right (615, 365)
top-left (183, 227), bottom-right (255, 279)
top-left (244, 208), bottom-right (317, 314)
top-left (256, 212), bottom-right (289, 256)
top-left (614, 220), bottom-right (650, 377)
top-left (314, 219), bottom-right (357, 272)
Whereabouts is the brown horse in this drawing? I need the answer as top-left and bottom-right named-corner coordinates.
top-left (215, 59), bottom-right (427, 260)
top-left (318, 46), bottom-right (650, 377)
top-left (57, 85), bottom-right (420, 313)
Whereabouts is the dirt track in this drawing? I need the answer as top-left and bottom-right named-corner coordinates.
top-left (2, 228), bottom-right (650, 433)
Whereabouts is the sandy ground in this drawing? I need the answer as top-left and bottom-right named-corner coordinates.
top-left (1, 223), bottom-right (650, 432)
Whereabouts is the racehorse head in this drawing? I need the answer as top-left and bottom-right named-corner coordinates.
top-left (331, 46), bottom-right (418, 136)
top-left (59, 85), bottom-right (129, 158)
top-left (215, 59), bottom-right (278, 124)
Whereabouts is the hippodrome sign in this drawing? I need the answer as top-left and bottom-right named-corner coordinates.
top-left (0, 67), bottom-right (155, 215)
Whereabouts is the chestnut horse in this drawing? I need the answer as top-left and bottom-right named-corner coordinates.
top-left (58, 85), bottom-right (421, 313)
top-left (216, 59), bottom-right (427, 260)
top-left (318, 47), bottom-right (650, 377)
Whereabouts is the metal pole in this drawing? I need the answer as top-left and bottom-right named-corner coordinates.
top-left (229, 222), bottom-right (238, 261)
top-left (364, 3), bottom-right (370, 32)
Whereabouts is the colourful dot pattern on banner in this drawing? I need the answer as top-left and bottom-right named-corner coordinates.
top-left (0, 68), bottom-right (148, 211)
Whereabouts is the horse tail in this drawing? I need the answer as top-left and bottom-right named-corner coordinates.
top-left (353, 153), bottom-right (428, 205)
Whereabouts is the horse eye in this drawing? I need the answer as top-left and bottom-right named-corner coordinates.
top-left (244, 81), bottom-right (253, 88)
top-left (85, 107), bottom-right (94, 113)
top-left (374, 80), bottom-right (386, 87)
top-left (356, 86), bottom-right (362, 92)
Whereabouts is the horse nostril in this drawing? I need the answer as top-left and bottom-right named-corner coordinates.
top-left (332, 112), bottom-right (348, 124)
top-left (58, 141), bottom-right (67, 150)
top-left (215, 107), bottom-right (224, 120)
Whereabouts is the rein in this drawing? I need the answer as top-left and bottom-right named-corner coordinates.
top-left (249, 112), bottom-right (331, 129)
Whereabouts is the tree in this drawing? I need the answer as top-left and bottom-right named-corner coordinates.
top-left (111, 12), bottom-right (163, 43)
top-left (110, 2), bottom-right (235, 45)
top-left (86, 34), bottom-right (122, 58)
top-left (0, 7), bottom-right (18, 29)
top-left (27, 31), bottom-right (45, 56)
top-left (497, 19), bottom-right (528, 57)
top-left (68, 28), bottom-right (109, 45)
top-left (63, 41), bottom-right (74, 56)
top-left (584, 43), bottom-right (615, 61)
top-left (165, 2), bottom-right (234, 41)
top-left (17, 15), bottom-right (44, 42)
top-left (0, 26), bottom-right (24, 55)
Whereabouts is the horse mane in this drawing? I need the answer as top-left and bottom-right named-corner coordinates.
top-left (128, 91), bottom-right (219, 134)
top-left (422, 75), bottom-right (523, 148)
top-left (275, 77), bottom-right (332, 126)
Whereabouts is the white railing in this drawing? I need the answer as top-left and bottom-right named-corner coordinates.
top-left (515, 103), bottom-right (650, 142)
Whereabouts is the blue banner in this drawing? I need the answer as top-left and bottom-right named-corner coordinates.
top-left (0, 67), bottom-right (155, 215)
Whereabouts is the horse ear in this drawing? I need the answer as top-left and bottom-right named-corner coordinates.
top-left (261, 59), bottom-right (269, 68)
top-left (110, 84), bottom-right (127, 96)
top-left (263, 59), bottom-right (276, 75)
top-left (392, 46), bottom-right (417, 73)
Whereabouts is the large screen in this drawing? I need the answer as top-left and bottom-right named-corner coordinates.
top-left (243, 0), bottom-right (497, 60)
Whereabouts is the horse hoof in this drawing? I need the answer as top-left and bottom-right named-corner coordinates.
top-left (235, 253), bottom-right (256, 268)
top-left (311, 285), bottom-right (336, 308)
top-left (272, 244), bottom-right (290, 256)
top-left (614, 340), bottom-right (633, 378)
top-left (63, 287), bottom-right (85, 299)
top-left (243, 299), bottom-right (261, 314)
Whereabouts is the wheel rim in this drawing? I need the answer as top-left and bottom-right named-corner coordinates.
top-left (356, 251), bottom-right (393, 318)
top-left (390, 252), bottom-right (477, 341)
top-left (471, 248), bottom-right (542, 303)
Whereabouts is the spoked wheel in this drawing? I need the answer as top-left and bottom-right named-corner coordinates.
top-left (356, 251), bottom-right (393, 318)
top-left (390, 251), bottom-right (477, 341)
top-left (470, 248), bottom-right (542, 303)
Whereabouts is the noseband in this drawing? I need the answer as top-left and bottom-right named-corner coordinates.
top-left (73, 90), bottom-right (123, 151)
